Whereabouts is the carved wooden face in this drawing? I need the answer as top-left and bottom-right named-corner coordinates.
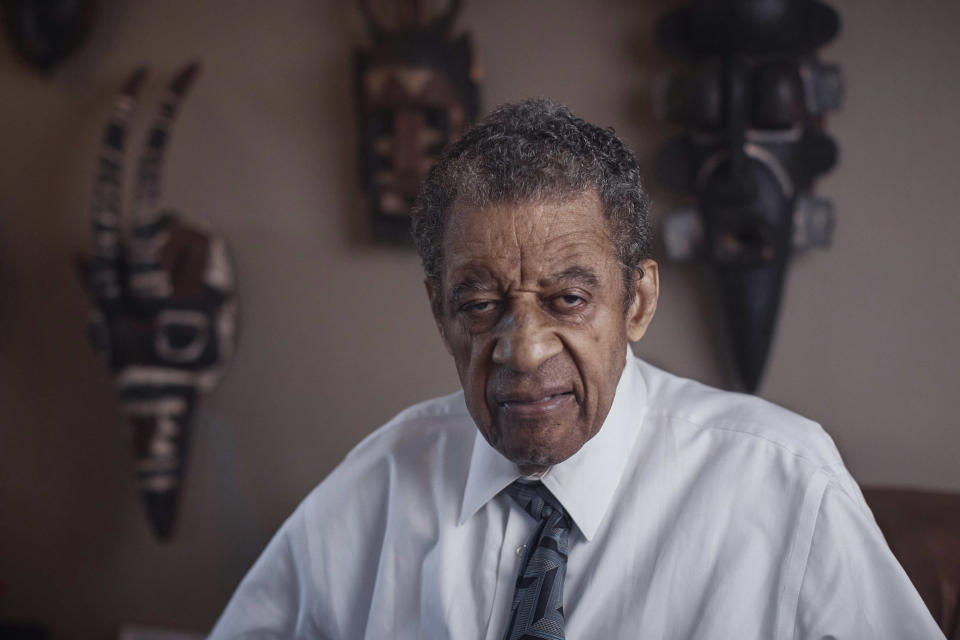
top-left (356, 29), bottom-right (480, 241)
top-left (86, 218), bottom-right (238, 538)
top-left (362, 63), bottom-right (466, 217)
top-left (0, 0), bottom-right (96, 71)
top-left (79, 64), bottom-right (238, 539)
top-left (654, 1), bottom-right (842, 392)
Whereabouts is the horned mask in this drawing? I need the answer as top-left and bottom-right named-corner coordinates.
top-left (77, 63), bottom-right (238, 540)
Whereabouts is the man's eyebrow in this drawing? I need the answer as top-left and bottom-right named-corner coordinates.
top-left (539, 266), bottom-right (600, 288)
top-left (450, 278), bottom-right (497, 304)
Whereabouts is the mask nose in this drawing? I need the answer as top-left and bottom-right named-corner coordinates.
top-left (125, 401), bottom-right (194, 540)
top-left (491, 299), bottom-right (563, 373)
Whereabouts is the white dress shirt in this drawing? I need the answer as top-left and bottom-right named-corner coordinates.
top-left (210, 350), bottom-right (944, 639)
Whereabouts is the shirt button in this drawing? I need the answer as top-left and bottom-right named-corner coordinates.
top-left (516, 544), bottom-right (527, 557)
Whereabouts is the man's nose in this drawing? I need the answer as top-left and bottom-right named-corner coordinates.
top-left (491, 300), bottom-right (562, 373)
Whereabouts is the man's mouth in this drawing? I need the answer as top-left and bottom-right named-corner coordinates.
top-left (497, 390), bottom-right (576, 419)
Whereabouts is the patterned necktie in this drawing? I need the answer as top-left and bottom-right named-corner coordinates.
top-left (502, 481), bottom-right (571, 640)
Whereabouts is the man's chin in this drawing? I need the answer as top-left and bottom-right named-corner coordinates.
top-left (497, 426), bottom-right (581, 471)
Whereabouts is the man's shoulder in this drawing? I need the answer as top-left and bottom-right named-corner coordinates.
top-left (300, 389), bottom-right (475, 511)
top-left (636, 357), bottom-right (844, 473)
top-left (344, 388), bottom-right (473, 464)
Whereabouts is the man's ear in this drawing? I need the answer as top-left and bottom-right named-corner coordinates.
top-left (424, 279), bottom-right (453, 355)
top-left (626, 259), bottom-right (659, 342)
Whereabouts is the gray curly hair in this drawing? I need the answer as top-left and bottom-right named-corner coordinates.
top-left (411, 98), bottom-right (651, 311)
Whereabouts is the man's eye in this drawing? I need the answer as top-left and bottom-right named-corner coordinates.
top-left (460, 300), bottom-right (496, 314)
top-left (552, 294), bottom-right (586, 311)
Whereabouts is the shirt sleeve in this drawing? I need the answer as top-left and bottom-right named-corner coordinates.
top-left (793, 479), bottom-right (946, 639)
top-left (208, 505), bottom-right (327, 639)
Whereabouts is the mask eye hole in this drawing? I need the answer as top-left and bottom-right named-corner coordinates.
top-left (154, 310), bottom-right (209, 363)
top-left (422, 107), bottom-right (448, 131)
top-left (712, 221), bottom-right (776, 265)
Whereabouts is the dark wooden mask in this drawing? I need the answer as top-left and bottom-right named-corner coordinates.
top-left (0, 0), bottom-right (96, 71)
top-left (354, 0), bottom-right (481, 241)
top-left (654, 0), bottom-right (843, 392)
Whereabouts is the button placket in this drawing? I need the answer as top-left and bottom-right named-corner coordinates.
top-left (486, 496), bottom-right (537, 640)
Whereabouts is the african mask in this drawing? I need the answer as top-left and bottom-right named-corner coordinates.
top-left (653, 0), bottom-right (842, 392)
top-left (76, 63), bottom-right (238, 540)
top-left (354, 0), bottom-right (481, 242)
top-left (0, 0), bottom-right (96, 71)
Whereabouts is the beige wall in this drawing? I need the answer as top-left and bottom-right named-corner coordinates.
top-left (0, 0), bottom-right (957, 636)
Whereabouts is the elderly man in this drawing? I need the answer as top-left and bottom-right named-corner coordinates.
top-left (211, 100), bottom-right (943, 639)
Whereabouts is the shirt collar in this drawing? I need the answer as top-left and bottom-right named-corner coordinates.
top-left (459, 347), bottom-right (648, 541)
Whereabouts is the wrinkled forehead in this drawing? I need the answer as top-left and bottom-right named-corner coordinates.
top-left (440, 190), bottom-right (618, 285)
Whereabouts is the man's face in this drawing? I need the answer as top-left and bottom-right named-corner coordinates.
top-left (428, 191), bottom-right (658, 473)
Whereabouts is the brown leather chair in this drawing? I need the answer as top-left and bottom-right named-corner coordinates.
top-left (864, 487), bottom-right (960, 639)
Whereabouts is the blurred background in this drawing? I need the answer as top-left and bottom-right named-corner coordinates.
top-left (0, 0), bottom-right (957, 637)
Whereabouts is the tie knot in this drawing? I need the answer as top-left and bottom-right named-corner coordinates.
top-left (506, 481), bottom-right (566, 524)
